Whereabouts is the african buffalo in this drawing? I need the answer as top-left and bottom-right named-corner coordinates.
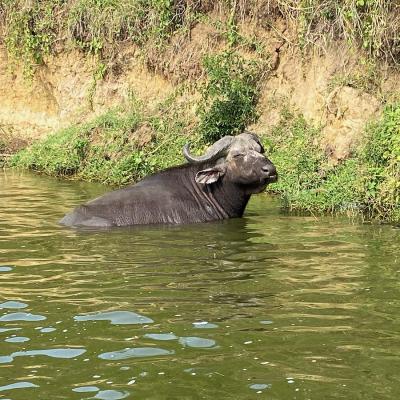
top-left (60, 132), bottom-right (277, 227)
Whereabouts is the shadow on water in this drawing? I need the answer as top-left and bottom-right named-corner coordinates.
top-left (1, 170), bottom-right (400, 399)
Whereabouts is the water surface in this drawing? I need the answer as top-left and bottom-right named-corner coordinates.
top-left (1, 170), bottom-right (399, 399)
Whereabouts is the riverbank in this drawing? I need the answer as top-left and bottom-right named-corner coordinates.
top-left (1, 1), bottom-right (399, 223)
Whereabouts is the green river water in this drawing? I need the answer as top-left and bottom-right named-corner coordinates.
top-left (0, 170), bottom-right (399, 399)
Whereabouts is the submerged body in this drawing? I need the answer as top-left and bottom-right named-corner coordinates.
top-left (60, 132), bottom-right (277, 227)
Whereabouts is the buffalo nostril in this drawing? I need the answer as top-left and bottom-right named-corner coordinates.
top-left (262, 165), bottom-right (276, 176)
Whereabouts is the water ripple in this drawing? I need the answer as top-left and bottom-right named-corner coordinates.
top-left (0, 382), bottom-right (39, 392)
top-left (94, 389), bottom-right (130, 400)
top-left (0, 348), bottom-right (86, 364)
top-left (179, 337), bottom-right (217, 348)
top-left (0, 301), bottom-right (28, 309)
top-left (72, 386), bottom-right (100, 393)
top-left (0, 312), bottom-right (46, 322)
top-left (5, 336), bottom-right (30, 343)
top-left (74, 310), bottom-right (153, 325)
top-left (193, 321), bottom-right (218, 329)
top-left (144, 333), bottom-right (178, 341)
top-left (98, 347), bottom-right (174, 360)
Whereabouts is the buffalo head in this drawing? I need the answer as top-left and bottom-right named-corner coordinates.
top-left (183, 132), bottom-right (277, 194)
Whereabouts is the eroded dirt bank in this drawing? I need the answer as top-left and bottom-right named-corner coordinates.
top-left (0, 45), bottom-right (175, 150)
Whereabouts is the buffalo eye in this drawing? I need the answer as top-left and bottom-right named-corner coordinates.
top-left (255, 140), bottom-right (265, 154)
top-left (232, 152), bottom-right (244, 158)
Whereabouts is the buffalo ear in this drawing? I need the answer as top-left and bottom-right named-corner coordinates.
top-left (195, 166), bottom-right (225, 185)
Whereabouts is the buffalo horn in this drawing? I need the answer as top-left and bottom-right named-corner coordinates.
top-left (183, 136), bottom-right (234, 164)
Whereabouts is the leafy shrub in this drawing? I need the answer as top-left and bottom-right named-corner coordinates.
top-left (266, 105), bottom-right (400, 223)
top-left (281, 0), bottom-right (399, 63)
top-left (1, 0), bottom-right (201, 76)
top-left (3, 0), bottom-right (60, 78)
top-left (67, 0), bottom-right (176, 54)
top-left (1, 0), bottom-right (398, 80)
top-left (360, 104), bottom-right (400, 221)
top-left (11, 127), bottom-right (89, 176)
top-left (197, 50), bottom-right (262, 143)
top-left (265, 111), bottom-right (331, 212)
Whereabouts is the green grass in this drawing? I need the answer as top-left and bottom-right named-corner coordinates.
top-left (360, 103), bottom-right (400, 221)
top-left (2, 0), bottom-right (59, 78)
top-left (277, 0), bottom-right (399, 64)
top-left (10, 102), bottom-right (199, 186)
top-left (265, 105), bottom-right (400, 223)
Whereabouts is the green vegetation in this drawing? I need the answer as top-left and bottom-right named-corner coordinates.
top-left (279, 0), bottom-right (399, 63)
top-left (328, 58), bottom-right (380, 95)
top-left (197, 50), bottom-right (263, 143)
top-left (266, 105), bottom-right (400, 223)
top-left (2, 0), bottom-right (59, 78)
top-left (1, 1), bottom-right (398, 79)
top-left (11, 99), bottom-right (199, 186)
top-left (0, 0), bottom-right (202, 77)
top-left (65, 0), bottom-right (179, 52)
top-left (360, 104), bottom-right (400, 221)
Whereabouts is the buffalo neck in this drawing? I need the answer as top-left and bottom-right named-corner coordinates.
top-left (154, 162), bottom-right (252, 220)
top-left (187, 163), bottom-right (251, 219)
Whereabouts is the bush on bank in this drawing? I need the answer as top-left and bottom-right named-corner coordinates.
top-left (265, 104), bottom-right (400, 223)
top-left (361, 104), bottom-right (400, 222)
top-left (197, 51), bottom-right (263, 143)
top-left (1, 0), bottom-right (188, 78)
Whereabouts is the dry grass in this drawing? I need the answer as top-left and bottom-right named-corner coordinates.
top-left (214, 1), bottom-right (400, 65)
top-left (270, 0), bottom-right (399, 64)
top-left (0, 125), bottom-right (29, 154)
top-left (1, 1), bottom-right (398, 69)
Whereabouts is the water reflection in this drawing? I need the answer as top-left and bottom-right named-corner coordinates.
top-left (0, 348), bottom-right (86, 364)
top-left (144, 333), bottom-right (178, 341)
top-left (0, 382), bottom-right (39, 392)
top-left (0, 312), bottom-right (46, 322)
top-left (192, 321), bottom-right (218, 329)
top-left (98, 347), bottom-right (174, 360)
top-left (5, 336), bottom-right (30, 343)
top-left (0, 301), bottom-right (28, 309)
top-left (39, 327), bottom-right (56, 333)
top-left (178, 337), bottom-right (217, 348)
top-left (93, 389), bottom-right (129, 400)
top-left (74, 311), bottom-right (154, 325)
